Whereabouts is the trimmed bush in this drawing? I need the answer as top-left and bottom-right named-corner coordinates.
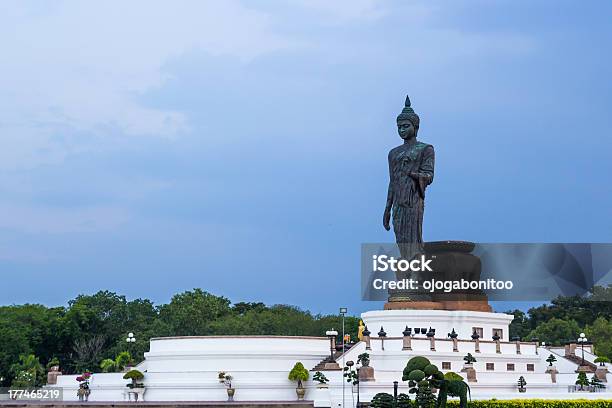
top-left (424, 363), bottom-right (439, 376)
top-left (370, 393), bottom-right (394, 408)
top-left (407, 369), bottom-right (426, 382)
top-left (123, 369), bottom-right (144, 381)
top-left (444, 372), bottom-right (464, 382)
top-left (406, 356), bottom-right (431, 372)
top-left (445, 400), bottom-right (612, 408)
top-left (288, 362), bottom-right (309, 388)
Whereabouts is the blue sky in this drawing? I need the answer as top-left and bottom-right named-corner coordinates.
top-left (1, 0), bottom-right (611, 315)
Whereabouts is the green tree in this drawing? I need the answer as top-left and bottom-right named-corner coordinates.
top-left (158, 289), bottom-right (231, 336)
top-left (585, 317), bottom-right (612, 360)
top-left (526, 317), bottom-right (581, 346)
top-left (575, 372), bottom-right (590, 390)
top-left (10, 354), bottom-right (45, 387)
top-left (288, 362), bottom-right (309, 388)
top-left (506, 309), bottom-right (531, 340)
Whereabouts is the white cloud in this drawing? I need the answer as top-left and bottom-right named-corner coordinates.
top-left (0, 0), bottom-right (294, 169)
top-left (290, 0), bottom-right (389, 22)
top-left (0, 203), bottom-right (130, 234)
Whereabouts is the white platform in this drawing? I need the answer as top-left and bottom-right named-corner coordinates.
top-left (362, 309), bottom-right (514, 341)
top-left (50, 309), bottom-right (611, 405)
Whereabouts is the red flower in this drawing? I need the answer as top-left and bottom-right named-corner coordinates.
top-left (76, 376), bottom-right (83, 382)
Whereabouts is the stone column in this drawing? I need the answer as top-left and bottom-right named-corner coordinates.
top-left (495, 340), bottom-right (501, 354)
top-left (471, 331), bottom-right (480, 353)
top-left (546, 366), bottom-right (558, 383)
top-left (515, 340), bottom-right (521, 355)
top-left (378, 327), bottom-right (387, 351)
top-left (359, 364), bottom-right (375, 382)
top-left (452, 338), bottom-right (459, 352)
top-left (363, 326), bottom-right (371, 350)
top-left (595, 367), bottom-right (609, 383)
top-left (429, 336), bottom-right (436, 351)
top-left (461, 364), bottom-right (477, 383)
top-left (402, 326), bottom-right (412, 351)
top-left (47, 366), bottom-right (62, 385)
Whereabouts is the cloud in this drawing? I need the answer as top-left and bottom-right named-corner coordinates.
top-left (0, 0), bottom-right (294, 169)
top-left (0, 203), bottom-right (130, 234)
top-left (289, 0), bottom-right (389, 22)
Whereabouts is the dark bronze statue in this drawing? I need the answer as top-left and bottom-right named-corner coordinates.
top-left (383, 95), bottom-right (435, 261)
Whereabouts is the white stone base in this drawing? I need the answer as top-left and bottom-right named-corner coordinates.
top-left (362, 309), bottom-right (514, 341)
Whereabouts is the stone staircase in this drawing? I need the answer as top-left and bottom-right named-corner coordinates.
top-left (563, 353), bottom-right (597, 372)
top-left (311, 351), bottom-right (344, 371)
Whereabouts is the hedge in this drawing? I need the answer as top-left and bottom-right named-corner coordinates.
top-left (445, 400), bottom-right (612, 408)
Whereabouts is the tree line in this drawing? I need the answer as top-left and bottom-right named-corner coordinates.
top-left (0, 286), bottom-right (610, 387)
top-left (0, 289), bottom-right (359, 386)
top-left (506, 285), bottom-right (612, 358)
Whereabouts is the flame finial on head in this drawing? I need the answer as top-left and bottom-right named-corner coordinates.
top-left (397, 94), bottom-right (420, 128)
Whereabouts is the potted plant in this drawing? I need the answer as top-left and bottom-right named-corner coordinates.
top-left (218, 372), bottom-right (235, 401)
top-left (595, 356), bottom-right (610, 367)
top-left (546, 354), bottom-right (557, 367)
top-left (343, 362), bottom-right (359, 392)
top-left (76, 372), bottom-right (92, 402)
top-left (463, 353), bottom-right (477, 368)
top-left (357, 352), bottom-right (370, 367)
top-left (123, 369), bottom-right (145, 402)
top-left (576, 372), bottom-right (590, 391)
top-left (591, 375), bottom-right (605, 389)
top-left (313, 371), bottom-right (329, 388)
top-left (517, 376), bottom-right (527, 393)
top-left (123, 369), bottom-right (144, 389)
top-left (288, 362), bottom-right (309, 400)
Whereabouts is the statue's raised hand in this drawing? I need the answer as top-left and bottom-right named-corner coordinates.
top-left (383, 209), bottom-right (391, 231)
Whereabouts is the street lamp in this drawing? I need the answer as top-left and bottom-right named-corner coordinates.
top-left (339, 307), bottom-right (347, 408)
top-left (126, 332), bottom-right (136, 358)
top-left (326, 329), bottom-right (338, 362)
top-left (577, 333), bottom-right (588, 366)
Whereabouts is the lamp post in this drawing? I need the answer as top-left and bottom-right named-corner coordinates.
top-left (356, 365), bottom-right (360, 408)
top-left (326, 329), bottom-right (338, 362)
top-left (577, 333), bottom-right (588, 366)
top-left (126, 332), bottom-right (136, 363)
top-left (346, 360), bottom-right (355, 408)
top-left (340, 307), bottom-right (347, 408)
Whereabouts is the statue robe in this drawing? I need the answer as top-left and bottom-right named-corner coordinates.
top-left (386, 139), bottom-right (435, 260)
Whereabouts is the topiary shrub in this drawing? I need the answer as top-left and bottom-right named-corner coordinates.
top-left (408, 369), bottom-right (426, 382)
top-left (370, 392), bottom-right (394, 408)
top-left (444, 372), bottom-right (464, 382)
top-left (403, 356), bottom-right (442, 407)
top-left (288, 362), bottom-right (309, 389)
top-left (424, 364), bottom-right (439, 376)
top-left (445, 400), bottom-right (612, 407)
top-left (313, 371), bottom-right (328, 384)
top-left (396, 393), bottom-right (412, 408)
top-left (123, 369), bottom-right (144, 389)
top-left (405, 356), bottom-right (431, 373)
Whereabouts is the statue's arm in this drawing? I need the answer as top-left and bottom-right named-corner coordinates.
top-left (411, 145), bottom-right (435, 198)
top-left (383, 153), bottom-right (394, 230)
top-left (385, 153), bottom-right (394, 212)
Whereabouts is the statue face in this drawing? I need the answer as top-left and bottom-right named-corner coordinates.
top-left (397, 120), bottom-right (416, 140)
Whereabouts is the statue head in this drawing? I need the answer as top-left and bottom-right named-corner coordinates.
top-left (397, 95), bottom-right (420, 140)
